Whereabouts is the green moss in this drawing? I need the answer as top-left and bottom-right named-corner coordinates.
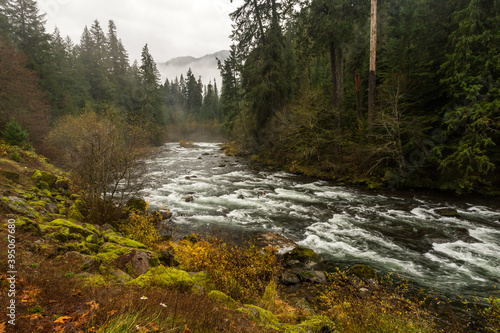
top-left (149, 256), bottom-right (160, 267)
top-left (68, 202), bottom-right (84, 220)
top-left (96, 243), bottom-right (133, 264)
top-left (208, 290), bottom-right (238, 310)
top-left (283, 246), bottom-right (321, 263)
top-left (238, 305), bottom-right (281, 330)
top-left (59, 242), bottom-right (90, 255)
top-left (31, 169), bottom-right (42, 181)
top-left (126, 197), bottom-right (148, 211)
top-left (82, 274), bottom-right (108, 288)
top-left (15, 217), bottom-right (41, 234)
top-left (54, 195), bottom-right (66, 202)
top-left (40, 189), bottom-right (53, 198)
top-left (127, 266), bottom-right (193, 290)
top-left (106, 234), bottom-right (147, 249)
top-left (28, 200), bottom-right (46, 208)
top-left (49, 219), bottom-right (93, 237)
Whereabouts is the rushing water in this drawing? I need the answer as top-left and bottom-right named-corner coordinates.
top-left (139, 142), bottom-right (500, 300)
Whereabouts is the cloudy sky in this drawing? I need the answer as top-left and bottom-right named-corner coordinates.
top-left (41, 0), bottom-right (244, 63)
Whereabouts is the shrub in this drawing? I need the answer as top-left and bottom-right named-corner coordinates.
top-left (47, 111), bottom-right (150, 225)
top-left (2, 119), bottom-right (29, 147)
top-left (121, 211), bottom-right (160, 248)
top-left (173, 237), bottom-right (280, 302)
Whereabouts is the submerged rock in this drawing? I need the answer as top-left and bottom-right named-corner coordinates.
top-left (282, 246), bottom-right (322, 265)
top-left (435, 208), bottom-right (461, 217)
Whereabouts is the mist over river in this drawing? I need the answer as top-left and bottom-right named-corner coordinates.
top-left (139, 142), bottom-right (500, 300)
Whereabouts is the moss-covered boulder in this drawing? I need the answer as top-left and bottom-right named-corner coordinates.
top-left (102, 230), bottom-right (147, 249)
top-left (126, 197), bottom-right (148, 211)
top-left (192, 272), bottom-right (215, 293)
top-left (346, 264), bottom-right (377, 280)
top-left (48, 219), bottom-right (97, 238)
top-left (67, 200), bottom-right (85, 220)
top-left (238, 305), bottom-right (281, 330)
top-left (282, 246), bottom-right (322, 264)
top-left (208, 290), bottom-right (238, 310)
top-left (96, 243), bottom-right (133, 264)
top-left (435, 208), bottom-right (461, 217)
top-left (127, 266), bottom-right (193, 290)
top-left (31, 170), bottom-right (58, 187)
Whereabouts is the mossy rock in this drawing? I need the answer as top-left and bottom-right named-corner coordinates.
top-left (192, 272), bottom-right (215, 293)
top-left (208, 290), bottom-right (238, 309)
top-left (238, 305), bottom-right (280, 329)
top-left (126, 197), bottom-right (148, 211)
top-left (82, 274), bottom-right (108, 288)
top-left (435, 208), bottom-right (461, 217)
top-left (282, 246), bottom-right (321, 264)
top-left (105, 233), bottom-right (147, 249)
top-left (346, 264), bottom-right (377, 280)
top-left (48, 219), bottom-right (94, 237)
top-left (127, 266), bottom-right (193, 290)
top-left (58, 242), bottom-right (90, 255)
top-left (28, 200), bottom-right (46, 208)
top-left (55, 178), bottom-right (70, 190)
top-left (32, 170), bottom-right (58, 187)
top-left (67, 200), bottom-right (85, 220)
top-left (96, 243), bottom-right (133, 264)
top-left (15, 217), bottom-right (42, 235)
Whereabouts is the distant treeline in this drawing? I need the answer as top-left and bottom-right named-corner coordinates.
top-left (0, 0), bottom-right (221, 149)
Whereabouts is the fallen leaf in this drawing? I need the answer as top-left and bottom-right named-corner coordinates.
top-left (86, 301), bottom-right (99, 312)
top-left (108, 310), bottom-right (118, 316)
top-left (0, 322), bottom-right (6, 333)
top-left (54, 316), bottom-right (72, 324)
top-left (181, 325), bottom-right (192, 333)
top-left (73, 289), bottom-right (82, 296)
top-left (54, 325), bottom-right (66, 333)
top-left (20, 285), bottom-right (42, 304)
top-left (29, 313), bottom-right (43, 321)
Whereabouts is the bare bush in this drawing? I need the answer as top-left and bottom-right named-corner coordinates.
top-left (47, 111), bottom-right (149, 224)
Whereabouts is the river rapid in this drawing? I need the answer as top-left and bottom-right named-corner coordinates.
top-left (139, 142), bottom-right (500, 301)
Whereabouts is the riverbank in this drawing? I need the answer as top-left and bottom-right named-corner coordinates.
top-left (1, 142), bottom-right (498, 332)
top-left (221, 142), bottom-right (500, 197)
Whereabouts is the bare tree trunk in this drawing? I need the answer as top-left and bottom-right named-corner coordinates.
top-left (329, 43), bottom-right (340, 154)
top-left (368, 0), bottom-right (378, 124)
top-left (355, 70), bottom-right (362, 120)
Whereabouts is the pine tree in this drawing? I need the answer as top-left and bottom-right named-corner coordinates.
top-left (437, 0), bottom-right (500, 192)
top-left (1, 0), bottom-right (50, 72)
top-left (2, 119), bottom-right (29, 147)
top-left (139, 44), bottom-right (163, 124)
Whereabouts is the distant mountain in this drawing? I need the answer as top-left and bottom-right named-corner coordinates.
top-left (157, 50), bottom-right (230, 88)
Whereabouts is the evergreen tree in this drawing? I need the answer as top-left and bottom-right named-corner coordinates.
top-left (139, 44), bottom-right (163, 124)
top-left (1, 0), bottom-right (50, 73)
top-left (2, 119), bottom-right (28, 147)
top-left (437, 0), bottom-right (500, 192)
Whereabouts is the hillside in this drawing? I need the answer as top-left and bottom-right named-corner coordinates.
top-left (157, 50), bottom-right (230, 87)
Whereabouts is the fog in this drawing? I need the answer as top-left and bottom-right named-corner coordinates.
top-left (157, 50), bottom-right (230, 88)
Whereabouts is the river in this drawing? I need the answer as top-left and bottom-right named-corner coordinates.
top-left (139, 142), bottom-right (500, 301)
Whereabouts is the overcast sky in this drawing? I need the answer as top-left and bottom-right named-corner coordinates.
top-left (41, 0), bottom-right (244, 63)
